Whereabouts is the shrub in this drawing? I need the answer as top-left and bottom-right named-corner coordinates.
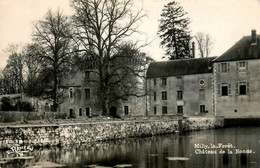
top-left (1, 97), bottom-right (15, 111)
top-left (15, 101), bottom-right (34, 112)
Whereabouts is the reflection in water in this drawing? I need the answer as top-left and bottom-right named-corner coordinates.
top-left (0, 127), bottom-right (260, 168)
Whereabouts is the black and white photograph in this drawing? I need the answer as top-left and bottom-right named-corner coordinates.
top-left (0, 0), bottom-right (260, 167)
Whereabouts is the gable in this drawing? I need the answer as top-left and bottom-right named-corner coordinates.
top-left (214, 35), bottom-right (260, 62)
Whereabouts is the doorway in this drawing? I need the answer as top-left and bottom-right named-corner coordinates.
top-left (109, 106), bottom-right (117, 117)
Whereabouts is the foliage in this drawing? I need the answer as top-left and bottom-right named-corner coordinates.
top-left (71, 0), bottom-right (145, 115)
top-left (195, 32), bottom-right (214, 58)
top-left (0, 97), bottom-right (33, 111)
top-left (14, 101), bottom-right (34, 112)
top-left (1, 97), bottom-right (15, 111)
top-left (158, 1), bottom-right (191, 60)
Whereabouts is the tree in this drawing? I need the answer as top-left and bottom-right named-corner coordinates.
top-left (33, 10), bottom-right (74, 112)
top-left (158, 1), bottom-right (191, 60)
top-left (71, 0), bottom-right (145, 115)
top-left (109, 42), bottom-right (150, 107)
top-left (22, 43), bottom-right (45, 97)
top-left (195, 32), bottom-right (214, 58)
top-left (1, 44), bottom-right (25, 94)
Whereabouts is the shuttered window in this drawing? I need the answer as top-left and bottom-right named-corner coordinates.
top-left (237, 61), bottom-right (248, 72)
top-left (218, 83), bottom-right (231, 96)
top-left (228, 83), bottom-right (231, 95)
top-left (236, 81), bottom-right (250, 95)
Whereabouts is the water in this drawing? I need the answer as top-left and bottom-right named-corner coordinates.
top-left (1, 127), bottom-right (260, 168)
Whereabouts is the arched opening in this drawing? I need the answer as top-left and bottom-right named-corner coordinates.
top-left (109, 106), bottom-right (117, 117)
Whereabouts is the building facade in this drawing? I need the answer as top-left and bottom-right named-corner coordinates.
top-left (60, 54), bottom-right (147, 118)
top-left (59, 30), bottom-right (260, 119)
top-left (213, 30), bottom-right (260, 118)
top-left (146, 57), bottom-right (215, 117)
top-left (146, 30), bottom-right (260, 119)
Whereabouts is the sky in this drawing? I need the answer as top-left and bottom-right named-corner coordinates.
top-left (1, 0), bottom-right (260, 70)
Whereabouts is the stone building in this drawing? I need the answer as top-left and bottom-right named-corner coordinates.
top-left (213, 30), bottom-right (260, 118)
top-left (146, 57), bottom-right (215, 117)
top-left (59, 53), bottom-right (147, 118)
top-left (146, 30), bottom-right (260, 119)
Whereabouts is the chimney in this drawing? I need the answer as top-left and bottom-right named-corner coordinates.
top-left (251, 29), bottom-right (257, 45)
top-left (192, 41), bottom-right (195, 58)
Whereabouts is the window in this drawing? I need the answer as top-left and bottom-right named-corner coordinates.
top-left (162, 91), bottom-right (167, 100)
top-left (177, 91), bottom-right (183, 100)
top-left (200, 105), bottom-right (205, 113)
top-left (218, 63), bottom-right (230, 72)
top-left (69, 88), bottom-right (73, 99)
top-left (222, 85), bottom-right (228, 96)
top-left (237, 61), bottom-right (248, 72)
top-left (124, 106), bottom-right (129, 115)
top-left (79, 108), bottom-right (82, 116)
top-left (240, 84), bottom-right (246, 95)
top-left (177, 77), bottom-right (183, 87)
top-left (236, 82), bottom-right (249, 95)
top-left (218, 83), bottom-right (231, 96)
top-left (162, 106), bottom-right (167, 114)
top-left (154, 107), bottom-right (157, 115)
top-left (85, 89), bottom-right (90, 99)
top-left (199, 89), bottom-right (205, 100)
top-left (221, 63), bottom-right (227, 72)
top-left (85, 71), bottom-right (90, 79)
top-left (239, 61), bottom-right (245, 67)
top-left (153, 78), bottom-right (156, 85)
top-left (86, 107), bottom-right (90, 116)
top-left (162, 78), bottom-right (167, 85)
top-left (177, 106), bottom-right (183, 114)
top-left (153, 92), bottom-right (156, 101)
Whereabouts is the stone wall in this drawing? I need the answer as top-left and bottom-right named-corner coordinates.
top-left (0, 124), bottom-right (60, 149)
top-left (146, 73), bottom-right (214, 117)
top-left (182, 117), bottom-right (224, 131)
top-left (0, 118), bottom-right (224, 149)
top-left (214, 59), bottom-right (260, 118)
top-left (0, 120), bottom-right (179, 149)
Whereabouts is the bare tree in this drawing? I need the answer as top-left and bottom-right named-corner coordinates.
top-left (195, 32), bottom-right (214, 58)
top-left (22, 43), bottom-right (44, 97)
top-left (33, 10), bottom-right (74, 112)
top-left (71, 0), bottom-right (145, 116)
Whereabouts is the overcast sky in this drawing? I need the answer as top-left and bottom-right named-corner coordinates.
top-left (1, 0), bottom-right (260, 70)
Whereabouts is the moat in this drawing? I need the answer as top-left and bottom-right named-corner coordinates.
top-left (1, 126), bottom-right (259, 168)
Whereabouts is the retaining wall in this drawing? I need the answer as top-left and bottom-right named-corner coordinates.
top-left (183, 117), bottom-right (224, 131)
top-left (0, 117), bottom-right (224, 149)
top-left (0, 120), bottom-right (179, 149)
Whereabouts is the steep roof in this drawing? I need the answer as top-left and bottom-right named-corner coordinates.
top-left (214, 35), bottom-right (260, 62)
top-left (146, 57), bottom-right (216, 78)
